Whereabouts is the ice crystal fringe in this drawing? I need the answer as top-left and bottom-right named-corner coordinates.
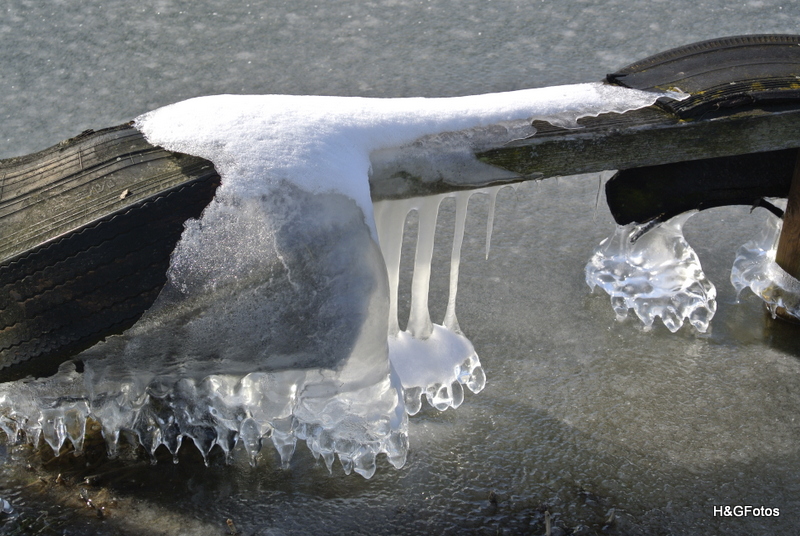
top-left (0, 363), bottom-right (407, 480)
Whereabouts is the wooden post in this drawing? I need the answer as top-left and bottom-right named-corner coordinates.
top-left (773, 150), bottom-right (800, 322)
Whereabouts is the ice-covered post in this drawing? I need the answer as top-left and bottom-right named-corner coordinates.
top-left (774, 150), bottom-right (800, 322)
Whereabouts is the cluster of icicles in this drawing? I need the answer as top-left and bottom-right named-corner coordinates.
top-left (376, 190), bottom-right (497, 415)
top-left (0, 189), bottom-right (498, 479)
top-left (586, 204), bottom-right (800, 333)
top-left (0, 363), bottom-right (409, 478)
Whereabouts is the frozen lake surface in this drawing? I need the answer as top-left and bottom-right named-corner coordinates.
top-left (1, 1), bottom-right (799, 534)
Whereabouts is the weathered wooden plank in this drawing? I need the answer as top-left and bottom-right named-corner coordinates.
top-left (0, 127), bottom-right (221, 381)
top-left (5, 105), bottom-right (799, 241)
top-left (473, 105), bottom-right (800, 183)
top-left (776, 152), bottom-right (800, 279)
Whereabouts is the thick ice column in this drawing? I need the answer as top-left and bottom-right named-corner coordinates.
top-left (443, 191), bottom-right (470, 333)
top-left (373, 199), bottom-right (410, 337)
top-left (407, 195), bottom-right (444, 339)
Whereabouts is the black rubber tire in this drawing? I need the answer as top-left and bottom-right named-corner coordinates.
top-left (0, 126), bottom-right (220, 382)
top-left (605, 148), bottom-right (796, 225)
top-left (607, 34), bottom-right (800, 118)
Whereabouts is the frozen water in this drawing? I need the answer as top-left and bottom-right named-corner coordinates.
top-left (374, 190), bottom-right (496, 415)
top-left (1, 362), bottom-right (407, 479)
top-left (731, 201), bottom-right (800, 319)
top-left (2, 1), bottom-right (800, 533)
top-left (0, 85), bottom-right (682, 477)
top-left (585, 212), bottom-right (717, 332)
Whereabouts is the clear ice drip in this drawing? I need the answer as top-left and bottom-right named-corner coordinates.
top-left (585, 212), bottom-right (717, 332)
top-left (374, 189), bottom-right (497, 415)
top-left (443, 192), bottom-right (470, 333)
top-left (730, 203), bottom-right (800, 318)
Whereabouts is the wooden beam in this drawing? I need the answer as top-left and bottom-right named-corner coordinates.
top-left (481, 106), bottom-right (800, 179)
top-left (775, 151), bottom-right (800, 279)
top-left (4, 104), bottom-right (800, 267)
top-left (0, 125), bottom-right (219, 265)
top-left (369, 105), bottom-right (800, 200)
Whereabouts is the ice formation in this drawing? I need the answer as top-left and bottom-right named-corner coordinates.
top-left (731, 201), bottom-right (800, 318)
top-left (375, 191), bottom-right (495, 415)
top-left (0, 83), bottom-right (683, 477)
top-left (585, 212), bottom-right (717, 332)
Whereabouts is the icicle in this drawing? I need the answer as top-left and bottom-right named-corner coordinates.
top-left (40, 409), bottom-right (67, 456)
top-left (385, 430), bottom-right (409, 469)
top-left (63, 403), bottom-right (88, 454)
top-left (239, 417), bottom-right (263, 467)
top-left (484, 186), bottom-right (501, 260)
top-left (271, 417), bottom-right (296, 469)
top-left (216, 429), bottom-right (239, 464)
top-left (322, 451), bottom-right (335, 473)
top-left (0, 417), bottom-right (15, 443)
top-left (443, 191), bottom-right (470, 333)
top-left (374, 199), bottom-right (412, 336)
top-left (190, 428), bottom-right (216, 466)
top-left (593, 170), bottom-right (615, 222)
top-left (353, 448), bottom-right (377, 479)
top-left (162, 423), bottom-right (183, 463)
top-left (407, 195), bottom-right (445, 339)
